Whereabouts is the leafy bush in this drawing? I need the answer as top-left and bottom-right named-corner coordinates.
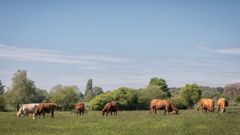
top-left (171, 97), bottom-right (188, 109)
top-left (90, 87), bottom-right (138, 110)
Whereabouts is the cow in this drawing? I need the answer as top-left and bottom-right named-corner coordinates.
top-left (102, 101), bottom-right (118, 116)
top-left (16, 103), bottom-right (39, 118)
top-left (75, 102), bottom-right (85, 116)
top-left (33, 103), bottom-right (57, 119)
top-left (150, 99), bottom-right (178, 115)
top-left (217, 98), bottom-right (229, 113)
top-left (198, 98), bottom-right (215, 113)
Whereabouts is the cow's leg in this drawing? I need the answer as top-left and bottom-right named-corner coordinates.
top-left (43, 112), bottom-right (45, 119)
top-left (217, 106), bottom-right (220, 112)
top-left (154, 109), bottom-right (157, 114)
top-left (51, 111), bottom-right (54, 118)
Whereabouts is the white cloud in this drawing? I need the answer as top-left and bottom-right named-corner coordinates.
top-left (197, 46), bottom-right (240, 55)
top-left (0, 44), bottom-right (127, 64)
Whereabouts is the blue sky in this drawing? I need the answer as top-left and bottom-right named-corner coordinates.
top-left (0, 0), bottom-right (240, 92)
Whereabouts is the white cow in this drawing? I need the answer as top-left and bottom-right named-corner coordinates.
top-left (17, 103), bottom-right (39, 117)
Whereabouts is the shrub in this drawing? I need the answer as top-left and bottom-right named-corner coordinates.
top-left (171, 97), bottom-right (189, 109)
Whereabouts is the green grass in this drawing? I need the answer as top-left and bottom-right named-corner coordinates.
top-left (0, 108), bottom-right (240, 135)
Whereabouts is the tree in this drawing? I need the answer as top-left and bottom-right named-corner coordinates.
top-left (112, 87), bottom-right (139, 110)
top-left (32, 88), bottom-right (49, 103)
top-left (224, 82), bottom-right (240, 96)
top-left (0, 80), bottom-right (5, 110)
top-left (0, 80), bottom-right (4, 95)
top-left (50, 85), bottom-right (82, 110)
top-left (90, 91), bottom-right (114, 110)
top-left (90, 87), bottom-right (139, 110)
top-left (93, 86), bottom-right (103, 97)
top-left (148, 77), bottom-right (171, 97)
top-left (137, 87), bottom-right (168, 109)
top-left (179, 84), bottom-right (202, 108)
top-left (84, 79), bottom-right (94, 101)
top-left (235, 95), bottom-right (240, 104)
top-left (5, 70), bottom-right (37, 109)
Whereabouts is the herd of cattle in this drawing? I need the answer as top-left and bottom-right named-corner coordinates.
top-left (16, 98), bottom-right (229, 119)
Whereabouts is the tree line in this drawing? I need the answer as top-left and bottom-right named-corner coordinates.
top-left (0, 69), bottom-right (240, 111)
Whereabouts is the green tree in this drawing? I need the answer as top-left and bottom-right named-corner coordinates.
top-left (93, 86), bottom-right (104, 97)
top-left (179, 83), bottom-right (202, 108)
top-left (33, 88), bottom-right (49, 103)
top-left (0, 80), bottom-right (4, 95)
top-left (50, 85), bottom-right (82, 110)
top-left (148, 77), bottom-right (171, 97)
top-left (90, 87), bottom-right (139, 110)
top-left (112, 87), bottom-right (138, 110)
top-left (5, 70), bottom-right (37, 109)
top-left (137, 86), bottom-right (168, 109)
top-left (89, 91), bottom-right (114, 110)
top-left (0, 80), bottom-right (5, 110)
top-left (84, 79), bottom-right (94, 101)
top-left (235, 95), bottom-right (240, 104)
top-left (171, 97), bottom-right (188, 109)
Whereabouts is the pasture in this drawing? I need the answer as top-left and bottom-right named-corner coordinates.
top-left (1, 109), bottom-right (240, 135)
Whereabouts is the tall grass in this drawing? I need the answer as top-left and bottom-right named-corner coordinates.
top-left (0, 108), bottom-right (240, 135)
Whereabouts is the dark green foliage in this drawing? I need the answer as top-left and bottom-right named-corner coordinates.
top-left (0, 80), bottom-right (5, 110)
top-left (180, 83), bottom-right (202, 108)
top-left (32, 89), bottom-right (49, 103)
top-left (171, 97), bottom-right (188, 109)
top-left (148, 77), bottom-right (171, 97)
top-left (93, 86), bottom-right (103, 97)
top-left (84, 79), bottom-right (94, 101)
top-left (50, 85), bottom-right (82, 110)
top-left (0, 80), bottom-right (4, 95)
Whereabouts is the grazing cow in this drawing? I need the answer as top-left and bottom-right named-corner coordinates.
top-left (33, 103), bottom-right (57, 119)
top-left (102, 101), bottom-right (118, 116)
top-left (198, 98), bottom-right (215, 113)
top-left (16, 103), bottom-right (39, 118)
top-left (217, 98), bottom-right (229, 113)
top-left (75, 102), bottom-right (85, 116)
top-left (150, 99), bottom-right (178, 115)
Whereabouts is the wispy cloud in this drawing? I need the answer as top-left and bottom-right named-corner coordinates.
top-left (197, 46), bottom-right (240, 55)
top-left (0, 44), bottom-right (127, 64)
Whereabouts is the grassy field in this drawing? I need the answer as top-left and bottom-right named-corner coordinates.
top-left (0, 108), bottom-right (240, 135)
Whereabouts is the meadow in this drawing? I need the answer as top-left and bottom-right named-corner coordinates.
top-left (0, 108), bottom-right (240, 135)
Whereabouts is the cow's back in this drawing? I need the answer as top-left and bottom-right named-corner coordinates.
top-left (151, 99), bottom-right (170, 109)
top-left (199, 98), bottom-right (214, 112)
top-left (110, 101), bottom-right (118, 111)
top-left (75, 102), bottom-right (85, 110)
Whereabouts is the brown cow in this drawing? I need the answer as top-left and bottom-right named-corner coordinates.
top-left (33, 103), bottom-right (57, 119)
top-left (102, 101), bottom-right (118, 116)
top-left (150, 99), bottom-right (178, 115)
top-left (198, 98), bottom-right (215, 113)
top-left (75, 102), bottom-right (85, 116)
top-left (217, 98), bottom-right (229, 113)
